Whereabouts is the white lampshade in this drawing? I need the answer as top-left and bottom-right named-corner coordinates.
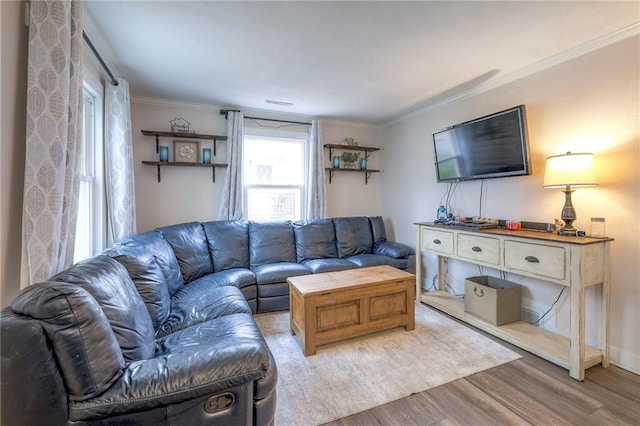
top-left (543, 152), bottom-right (597, 188)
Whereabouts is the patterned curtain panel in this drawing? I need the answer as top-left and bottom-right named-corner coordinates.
top-left (105, 78), bottom-right (136, 244)
top-left (305, 120), bottom-right (327, 219)
top-left (21, 0), bottom-right (83, 287)
top-left (219, 111), bottom-right (245, 220)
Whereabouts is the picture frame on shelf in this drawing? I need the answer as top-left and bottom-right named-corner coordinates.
top-left (174, 140), bottom-right (200, 163)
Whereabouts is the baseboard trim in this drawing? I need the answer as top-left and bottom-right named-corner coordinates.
top-left (609, 345), bottom-right (640, 375)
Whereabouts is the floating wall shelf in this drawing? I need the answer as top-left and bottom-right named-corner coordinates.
top-left (323, 143), bottom-right (381, 184)
top-left (141, 161), bottom-right (228, 183)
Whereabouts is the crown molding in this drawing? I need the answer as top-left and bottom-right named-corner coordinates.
top-left (383, 23), bottom-right (640, 128)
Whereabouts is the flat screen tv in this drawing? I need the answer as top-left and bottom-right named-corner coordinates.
top-left (432, 105), bottom-right (531, 182)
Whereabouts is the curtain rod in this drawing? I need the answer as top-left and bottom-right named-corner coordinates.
top-left (83, 31), bottom-right (118, 86)
top-left (220, 109), bottom-right (311, 126)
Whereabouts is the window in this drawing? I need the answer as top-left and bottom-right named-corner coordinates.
top-left (73, 83), bottom-right (105, 262)
top-left (244, 136), bottom-right (306, 221)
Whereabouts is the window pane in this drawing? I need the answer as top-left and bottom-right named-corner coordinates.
top-left (244, 138), bottom-right (304, 185)
top-left (74, 180), bottom-right (92, 262)
top-left (243, 135), bottom-right (306, 222)
top-left (247, 187), bottom-right (301, 221)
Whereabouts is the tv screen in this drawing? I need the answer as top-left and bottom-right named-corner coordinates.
top-left (432, 105), bottom-right (531, 182)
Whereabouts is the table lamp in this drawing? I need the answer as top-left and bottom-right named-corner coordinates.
top-left (543, 152), bottom-right (597, 236)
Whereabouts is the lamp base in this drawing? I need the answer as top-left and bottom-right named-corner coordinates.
top-left (557, 187), bottom-right (577, 237)
top-left (557, 226), bottom-right (577, 237)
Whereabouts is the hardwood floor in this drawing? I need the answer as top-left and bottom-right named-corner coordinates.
top-left (324, 309), bottom-right (640, 426)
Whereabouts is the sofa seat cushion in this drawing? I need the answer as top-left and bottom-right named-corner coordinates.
top-left (374, 241), bottom-right (415, 258)
top-left (333, 217), bottom-right (374, 258)
top-left (69, 314), bottom-right (270, 421)
top-left (156, 222), bottom-right (213, 284)
top-left (188, 268), bottom-right (256, 290)
top-left (203, 220), bottom-right (250, 271)
top-left (252, 262), bottom-right (311, 285)
top-left (158, 286), bottom-right (251, 337)
top-left (115, 231), bottom-right (184, 297)
top-left (50, 256), bottom-right (155, 362)
top-left (345, 254), bottom-right (408, 270)
top-left (293, 219), bottom-right (338, 262)
top-left (249, 221), bottom-right (296, 267)
top-left (301, 258), bottom-right (358, 274)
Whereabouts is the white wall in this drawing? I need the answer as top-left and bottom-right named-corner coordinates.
top-left (131, 99), bottom-right (382, 232)
top-left (322, 121), bottom-right (382, 218)
top-left (380, 36), bottom-right (640, 373)
top-left (1, 1), bottom-right (28, 306)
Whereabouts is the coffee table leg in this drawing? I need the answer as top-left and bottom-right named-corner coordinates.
top-left (303, 334), bottom-right (316, 356)
top-left (405, 283), bottom-right (416, 331)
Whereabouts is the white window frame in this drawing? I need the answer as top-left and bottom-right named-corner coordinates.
top-left (243, 127), bottom-right (309, 222)
top-left (74, 74), bottom-right (105, 262)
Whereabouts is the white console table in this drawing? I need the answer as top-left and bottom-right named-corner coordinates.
top-left (415, 222), bottom-right (612, 381)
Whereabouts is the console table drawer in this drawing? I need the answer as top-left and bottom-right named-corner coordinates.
top-left (504, 240), bottom-right (566, 280)
top-left (457, 234), bottom-right (500, 265)
top-left (422, 228), bottom-right (454, 255)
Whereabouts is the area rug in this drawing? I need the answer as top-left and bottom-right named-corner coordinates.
top-left (254, 303), bottom-right (521, 426)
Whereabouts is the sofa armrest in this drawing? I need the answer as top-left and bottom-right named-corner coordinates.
top-left (69, 314), bottom-right (270, 422)
top-left (1, 308), bottom-right (69, 425)
top-left (374, 241), bottom-right (415, 258)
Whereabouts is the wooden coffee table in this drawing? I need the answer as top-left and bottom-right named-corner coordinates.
top-left (287, 265), bottom-right (415, 356)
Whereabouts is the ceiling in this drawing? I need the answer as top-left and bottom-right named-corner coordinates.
top-left (84, 1), bottom-right (639, 125)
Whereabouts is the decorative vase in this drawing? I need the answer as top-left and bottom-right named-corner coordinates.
top-left (360, 158), bottom-right (367, 170)
top-left (332, 155), bottom-right (340, 168)
top-left (159, 145), bottom-right (169, 162)
top-left (202, 148), bottom-right (211, 164)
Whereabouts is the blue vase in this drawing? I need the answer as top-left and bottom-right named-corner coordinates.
top-left (360, 158), bottom-right (367, 170)
top-left (159, 145), bottom-right (169, 162)
top-left (202, 148), bottom-right (211, 164)
top-left (332, 156), bottom-right (340, 168)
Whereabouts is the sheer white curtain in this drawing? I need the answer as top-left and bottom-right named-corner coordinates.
top-left (105, 78), bottom-right (136, 244)
top-left (219, 111), bottom-right (245, 220)
top-left (21, 0), bottom-right (83, 287)
top-left (305, 120), bottom-right (327, 219)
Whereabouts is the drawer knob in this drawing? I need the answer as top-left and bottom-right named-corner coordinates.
top-left (433, 239), bottom-right (442, 245)
top-left (473, 287), bottom-right (485, 297)
top-left (525, 256), bottom-right (540, 263)
top-left (471, 246), bottom-right (482, 252)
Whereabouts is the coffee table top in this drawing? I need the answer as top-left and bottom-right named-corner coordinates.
top-left (287, 265), bottom-right (415, 296)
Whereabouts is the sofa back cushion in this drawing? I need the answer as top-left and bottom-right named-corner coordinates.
top-left (369, 216), bottom-right (387, 242)
top-left (106, 246), bottom-right (171, 332)
top-left (116, 230), bottom-right (184, 297)
top-left (156, 222), bottom-right (213, 283)
top-left (50, 256), bottom-right (155, 362)
top-left (333, 217), bottom-right (374, 258)
top-left (11, 282), bottom-right (125, 401)
top-left (202, 220), bottom-right (250, 271)
top-left (293, 219), bottom-right (338, 262)
top-left (249, 221), bottom-right (296, 268)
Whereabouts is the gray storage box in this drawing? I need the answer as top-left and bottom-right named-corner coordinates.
top-left (464, 276), bottom-right (521, 325)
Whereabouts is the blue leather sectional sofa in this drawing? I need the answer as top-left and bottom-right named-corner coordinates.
top-left (1, 216), bottom-right (414, 425)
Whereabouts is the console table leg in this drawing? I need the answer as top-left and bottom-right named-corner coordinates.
top-left (601, 242), bottom-right (611, 367)
top-left (570, 280), bottom-right (586, 381)
top-left (437, 256), bottom-right (445, 291)
top-left (415, 226), bottom-right (422, 302)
